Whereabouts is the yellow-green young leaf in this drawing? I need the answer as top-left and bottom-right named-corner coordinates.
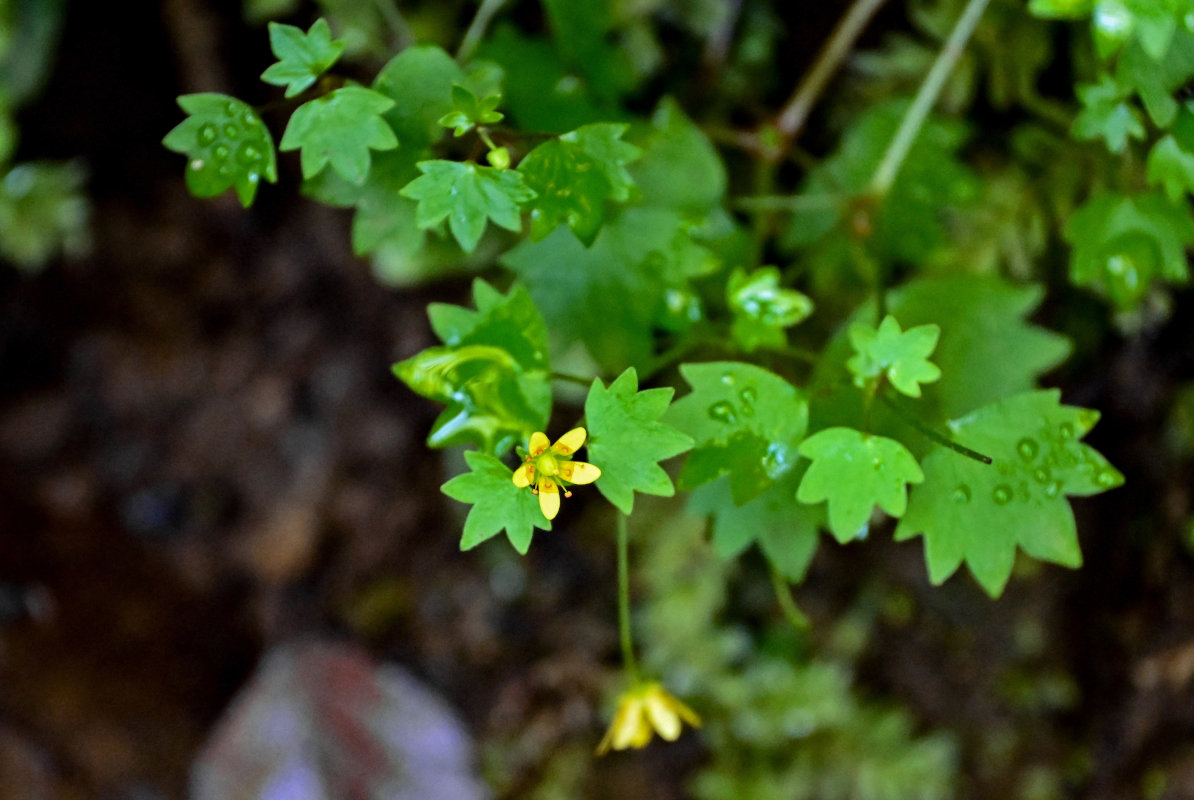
top-left (279, 86), bottom-right (398, 184)
top-left (400, 160), bottom-right (536, 252)
top-left (1090, 0), bottom-right (1185, 60)
top-left (847, 315), bottom-right (942, 398)
top-left (584, 368), bottom-right (693, 515)
top-left (688, 470), bottom-right (823, 583)
top-left (726, 266), bottom-right (814, 352)
top-left (666, 362), bottom-right (808, 505)
top-left (393, 279), bottom-right (551, 455)
top-left (260, 18), bottom-right (345, 98)
top-left (1027, 0), bottom-right (1092, 19)
top-left (797, 428), bottom-right (924, 542)
top-left (437, 84), bottom-right (503, 137)
top-left (1063, 191), bottom-right (1194, 308)
top-left (895, 390), bottom-right (1123, 598)
top-left (1114, 33), bottom-right (1194, 127)
top-left (442, 451), bottom-right (550, 554)
top-left (162, 94), bottom-right (278, 207)
top-left (1146, 107), bottom-right (1194, 201)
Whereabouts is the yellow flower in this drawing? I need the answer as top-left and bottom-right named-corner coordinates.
top-left (512, 427), bottom-right (601, 520)
top-left (596, 682), bottom-right (701, 755)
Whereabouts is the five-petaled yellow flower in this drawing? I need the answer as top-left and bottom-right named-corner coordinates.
top-left (512, 428), bottom-right (601, 520)
top-left (596, 681), bottom-right (701, 755)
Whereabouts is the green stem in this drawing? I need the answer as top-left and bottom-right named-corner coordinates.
top-left (775, 0), bottom-right (890, 149)
top-left (617, 513), bottom-right (641, 682)
top-left (866, 0), bottom-right (991, 198)
top-left (769, 565), bottom-right (811, 629)
top-left (549, 371), bottom-right (593, 387)
top-left (732, 194), bottom-right (843, 213)
top-left (371, 0), bottom-right (415, 50)
top-left (457, 0), bottom-right (507, 62)
top-left (879, 392), bottom-right (993, 464)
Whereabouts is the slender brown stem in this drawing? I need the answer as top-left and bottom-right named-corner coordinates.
top-left (775, 0), bottom-right (889, 151)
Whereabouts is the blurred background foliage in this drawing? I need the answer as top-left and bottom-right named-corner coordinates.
top-left (3, 0), bottom-right (1194, 799)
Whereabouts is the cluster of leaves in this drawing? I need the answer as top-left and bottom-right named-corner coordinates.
top-left (164, 1), bottom-right (1135, 602)
top-left (0, 0), bottom-right (90, 271)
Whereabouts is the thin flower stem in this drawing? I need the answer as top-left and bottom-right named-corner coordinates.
top-left (549, 371), bottom-right (593, 388)
top-left (879, 392), bottom-right (993, 464)
top-left (769, 565), bottom-right (811, 629)
top-left (617, 513), bottom-right (641, 682)
top-left (775, 0), bottom-right (889, 149)
top-left (867, 0), bottom-right (991, 198)
top-left (456, 0), bottom-right (507, 62)
top-left (371, 0), bottom-right (415, 50)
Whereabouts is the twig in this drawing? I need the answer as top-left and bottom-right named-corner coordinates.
top-left (867, 0), bottom-right (992, 198)
top-left (880, 392), bottom-right (992, 464)
top-left (775, 0), bottom-right (889, 151)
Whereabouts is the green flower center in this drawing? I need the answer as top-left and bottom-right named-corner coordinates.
top-left (535, 452), bottom-right (561, 477)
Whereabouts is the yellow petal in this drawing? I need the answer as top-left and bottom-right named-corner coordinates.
top-left (551, 427), bottom-right (587, 456)
top-left (512, 463), bottom-right (534, 488)
top-left (611, 697), bottom-right (650, 750)
top-left (557, 461), bottom-right (600, 485)
top-left (644, 690), bottom-right (682, 741)
top-left (529, 431), bottom-right (550, 456)
top-left (538, 479), bottom-right (560, 520)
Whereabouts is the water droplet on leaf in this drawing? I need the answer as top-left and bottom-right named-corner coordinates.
top-left (223, 124), bottom-right (239, 139)
top-left (720, 372), bottom-right (735, 386)
top-left (1044, 480), bottom-right (1062, 498)
top-left (952, 484), bottom-right (971, 503)
top-left (213, 145), bottom-right (230, 161)
top-left (1016, 437), bottom-right (1039, 461)
top-left (1033, 467), bottom-right (1051, 484)
top-left (708, 401), bottom-right (737, 424)
top-left (1058, 422), bottom-right (1074, 440)
top-left (198, 124), bottom-right (218, 146)
top-left (236, 143), bottom-right (260, 164)
top-left (992, 484), bottom-right (1013, 505)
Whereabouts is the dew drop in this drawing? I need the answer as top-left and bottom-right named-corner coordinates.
top-left (1096, 470), bottom-right (1120, 487)
top-left (223, 123), bottom-right (239, 139)
top-left (242, 110), bottom-right (258, 125)
top-left (708, 401), bottom-right (737, 424)
top-left (1016, 437), bottom-right (1039, 461)
top-left (992, 484), bottom-right (1013, 505)
top-left (1058, 422), bottom-right (1074, 440)
top-left (952, 484), bottom-right (971, 503)
top-left (198, 124), bottom-right (218, 146)
top-left (236, 143), bottom-right (261, 165)
top-left (217, 164), bottom-right (233, 176)
top-left (213, 144), bottom-right (230, 161)
top-left (225, 101), bottom-right (239, 115)
top-left (762, 444), bottom-right (789, 478)
top-left (720, 371), bottom-right (736, 386)
top-left (738, 386), bottom-right (757, 416)
top-left (1033, 466), bottom-right (1052, 484)
top-left (1044, 480), bottom-right (1062, 498)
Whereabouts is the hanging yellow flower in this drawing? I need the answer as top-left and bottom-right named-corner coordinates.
top-left (512, 427), bottom-right (601, 520)
top-left (596, 681), bottom-right (701, 755)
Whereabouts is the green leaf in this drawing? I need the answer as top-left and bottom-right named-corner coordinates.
top-left (797, 428), bottom-right (924, 542)
top-left (726, 266), bottom-right (814, 352)
top-left (442, 451), bottom-right (551, 554)
top-left (400, 160), bottom-right (536, 252)
top-left (1145, 107), bottom-right (1194, 201)
top-left (688, 471), bottom-right (823, 582)
top-left (1114, 32), bottom-right (1194, 127)
top-left (279, 86), bottom-right (398, 183)
top-left (437, 84), bottom-right (504, 137)
top-left (500, 206), bottom-right (719, 372)
top-left (895, 391), bottom-right (1123, 597)
top-left (783, 100), bottom-right (978, 266)
top-left (162, 93), bottom-right (278, 207)
top-left (584, 368), bottom-right (694, 514)
top-left (1027, 0), bottom-right (1093, 19)
top-left (1091, 0), bottom-right (1185, 60)
top-left (847, 314), bottom-right (942, 399)
top-left (1064, 191), bottom-right (1194, 308)
top-left (666, 362), bottom-right (808, 505)
top-left (1071, 75), bottom-right (1145, 153)
top-left (519, 123), bottom-right (641, 245)
top-left (393, 280), bottom-right (551, 454)
top-left (260, 18), bottom-right (345, 98)
top-left (371, 44), bottom-right (465, 149)
top-left (630, 98), bottom-right (726, 212)
top-left (0, 160), bottom-right (90, 271)
top-left (427, 279), bottom-right (549, 372)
